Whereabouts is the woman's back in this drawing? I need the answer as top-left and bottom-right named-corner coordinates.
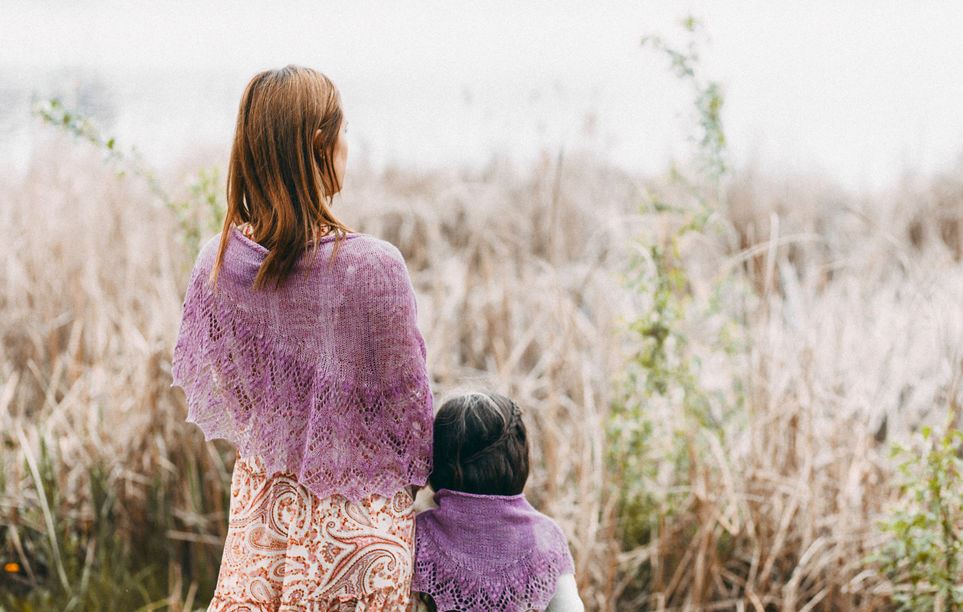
top-left (173, 224), bottom-right (432, 502)
top-left (170, 65), bottom-right (434, 611)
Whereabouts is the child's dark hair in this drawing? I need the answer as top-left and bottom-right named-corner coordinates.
top-left (429, 392), bottom-right (529, 496)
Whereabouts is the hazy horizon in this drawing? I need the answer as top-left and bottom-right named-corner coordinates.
top-left (3, 0), bottom-right (963, 192)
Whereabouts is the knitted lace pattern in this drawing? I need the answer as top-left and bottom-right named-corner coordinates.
top-left (171, 226), bottom-right (433, 502)
top-left (413, 489), bottom-right (576, 612)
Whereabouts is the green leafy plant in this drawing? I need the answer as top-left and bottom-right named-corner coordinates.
top-left (606, 15), bottom-right (746, 604)
top-left (874, 412), bottom-right (963, 611)
top-left (641, 15), bottom-right (728, 183)
top-left (32, 97), bottom-right (225, 259)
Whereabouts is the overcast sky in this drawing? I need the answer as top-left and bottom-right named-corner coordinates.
top-left (3, 1), bottom-right (963, 191)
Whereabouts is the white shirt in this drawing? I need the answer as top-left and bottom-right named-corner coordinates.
top-left (545, 573), bottom-right (585, 612)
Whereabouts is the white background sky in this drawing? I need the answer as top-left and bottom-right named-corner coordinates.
top-left (2, 1), bottom-right (963, 192)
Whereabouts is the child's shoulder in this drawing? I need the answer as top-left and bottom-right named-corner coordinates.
top-left (531, 507), bottom-right (571, 545)
top-left (412, 486), bottom-right (439, 513)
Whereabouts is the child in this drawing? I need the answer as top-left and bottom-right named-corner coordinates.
top-left (412, 392), bottom-right (584, 612)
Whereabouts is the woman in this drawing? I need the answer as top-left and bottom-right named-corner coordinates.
top-left (171, 65), bottom-right (433, 611)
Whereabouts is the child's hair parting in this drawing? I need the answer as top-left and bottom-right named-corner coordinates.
top-left (429, 392), bottom-right (530, 496)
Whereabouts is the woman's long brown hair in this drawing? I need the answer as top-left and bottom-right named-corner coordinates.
top-left (209, 65), bottom-right (353, 290)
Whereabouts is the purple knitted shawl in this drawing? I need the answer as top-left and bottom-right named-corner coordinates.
top-left (170, 226), bottom-right (433, 502)
top-left (413, 489), bottom-right (575, 612)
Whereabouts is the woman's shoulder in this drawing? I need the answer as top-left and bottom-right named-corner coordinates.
top-left (338, 232), bottom-right (405, 262)
top-left (326, 233), bottom-right (415, 297)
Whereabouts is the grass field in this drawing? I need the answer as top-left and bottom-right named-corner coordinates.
top-left (2, 132), bottom-right (962, 610)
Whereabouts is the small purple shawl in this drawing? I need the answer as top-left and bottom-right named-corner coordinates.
top-left (170, 226), bottom-right (433, 502)
top-left (413, 489), bottom-right (575, 612)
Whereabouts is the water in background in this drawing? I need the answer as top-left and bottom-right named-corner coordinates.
top-left (3, 0), bottom-right (963, 192)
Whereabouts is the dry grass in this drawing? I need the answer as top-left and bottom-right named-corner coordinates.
top-left (2, 135), bottom-right (962, 610)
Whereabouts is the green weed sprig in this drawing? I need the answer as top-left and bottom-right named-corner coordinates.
top-left (874, 413), bottom-right (963, 611)
top-left (32, 98), bottom-right (225, 258)
top-left (607, 16), bottom-right (743, 600)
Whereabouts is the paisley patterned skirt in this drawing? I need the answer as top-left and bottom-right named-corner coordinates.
top-left (208, 453), bottom-right (415, 611)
